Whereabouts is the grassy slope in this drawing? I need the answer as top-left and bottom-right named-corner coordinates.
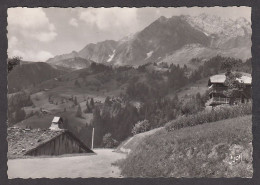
top-left (116, 115), bottom-right (252, 178)
top-left (175, 77), bottom-right (208, 99)
top-left (116, 127), bottom-right (163, 154)
top-left (8, 62), bottom-right (68, 93)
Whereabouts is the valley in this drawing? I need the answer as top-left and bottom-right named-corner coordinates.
top-left (8, 55), bottom-right (252, 149)
top-left (7, 11), bottom-right (253, 178)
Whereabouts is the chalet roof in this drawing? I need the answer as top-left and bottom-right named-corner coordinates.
top-left (209, 72), bottom-right (252, 85)
top-left (8, 127), bottom-right (65, 159)
top-left (52, 116), bottom-right (61, 123)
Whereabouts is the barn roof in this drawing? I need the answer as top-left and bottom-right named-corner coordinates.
top-left (209, 72), bottom-right (252, 85)
top-left (8, 127), bottom-right (64, 159)
top-left (7, 127), bottom-right (93, 159)
top-left (52, 116), bottom-right (61, 123)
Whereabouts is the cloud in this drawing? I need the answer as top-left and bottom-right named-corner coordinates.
top-left (8, 8), bottom-right (57, 42)
top-left (21, 29), bottom-right (57, 42)
top-left (9, 49), bottom-right (54, 62)
top-left (79, 8), bottom-right (139, 32)
top-left (8, 8), bottom-right (49, 29)
top-left (11, 49), bottom-right (25, 58)
top-left (69, 18), bottom-right (79, 27)
top-left (36, 50), bottom-right (54, 61)
top-left (8, 36), bottom-right (18, 50)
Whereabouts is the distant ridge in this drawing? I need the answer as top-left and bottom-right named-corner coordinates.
top-left (46, 14), bottom-right (251, 69)
top-left (8, 62), bottom-right (68, 93)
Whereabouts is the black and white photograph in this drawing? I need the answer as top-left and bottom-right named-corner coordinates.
top-left (7, 7), bottom-right (252, 178)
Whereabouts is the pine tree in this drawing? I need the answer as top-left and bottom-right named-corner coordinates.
top-left (15, 108), bottom-right (26, 123)
top-left (221, 59), bottom-right (244, 105)
top-left (85, 101), bottom-right (92, 113)
top-left (90, 98), bottom-right (95, 108)
top-left (74, 79), bottom-right (80, 87)
top-left (8, 56), bottom-right (21, 73)
top-left (74, 96), bottom-right (78, 105)
top-left (104, 96), bottom-right (112, 106)
top-left (76, 105), bottom-right (82, 118)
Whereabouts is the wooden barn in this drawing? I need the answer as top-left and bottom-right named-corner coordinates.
top-left (8, 121), bottom-right (94, 158)
top-left (25, 130), bottom-right (94, 156)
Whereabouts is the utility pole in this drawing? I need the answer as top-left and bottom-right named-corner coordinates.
top-left (91, 127), bottom-right (95, 150)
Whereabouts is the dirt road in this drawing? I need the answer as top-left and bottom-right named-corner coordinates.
top-left (8, 149), bottom-right (126, 179)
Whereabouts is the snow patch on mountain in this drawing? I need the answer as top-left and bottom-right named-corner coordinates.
top-left (145, 51), bottom-right (154, 60)
top-left (107, 50), bottom-right (115, 62)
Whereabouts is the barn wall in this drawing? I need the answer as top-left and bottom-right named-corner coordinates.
top-left (27, 133), bottom-right (88, 156)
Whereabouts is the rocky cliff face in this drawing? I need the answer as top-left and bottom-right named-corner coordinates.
top-left (110, 16), bottom-right (210, 66)
top-left (78, 40), bottom-right (118, 63)
top-left (46, 14), bottom-right (251, 69)
top-left (183, 14), bottom-right (251, 49)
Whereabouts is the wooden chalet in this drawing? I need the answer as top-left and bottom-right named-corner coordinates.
top-left (206, 72), bottom-right (252, 106)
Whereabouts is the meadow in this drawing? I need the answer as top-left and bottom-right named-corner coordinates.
top-left (116, 115), bottom-right (252, 177)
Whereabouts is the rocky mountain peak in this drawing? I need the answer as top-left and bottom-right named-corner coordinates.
top-left (157, 16), bottom-right (167, 22)
top-left (46, 13), bottom-right (251, 68)
top-left (183, 13), bottom-right (251, 38)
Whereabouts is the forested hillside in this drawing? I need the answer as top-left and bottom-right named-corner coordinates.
top-left (8, 62), bottom-right (69, 93)
top-left (8, 55), bottom-right (251, 148)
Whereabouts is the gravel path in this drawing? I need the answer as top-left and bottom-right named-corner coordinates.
top-left (8, 149), bottom-right (126, 179)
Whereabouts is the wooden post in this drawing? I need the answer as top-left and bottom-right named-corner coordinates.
top-left (91, 127), bottom-right (94, 150)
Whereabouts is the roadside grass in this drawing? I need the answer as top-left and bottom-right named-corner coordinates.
top-left (165, 102), bottom-right (252, 131)
top-left (116, 115), bottom-right (252, 177)
top-left (115, 127), bottom-right (163, 153)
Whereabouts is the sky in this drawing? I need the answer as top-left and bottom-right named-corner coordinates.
top-left (7, 7), bottom-right (251, 62)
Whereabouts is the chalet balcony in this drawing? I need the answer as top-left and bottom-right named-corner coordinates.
top-left (208, 86), bottom-right (227, 94)
top-left (206, 97), bottom-right (230, 106)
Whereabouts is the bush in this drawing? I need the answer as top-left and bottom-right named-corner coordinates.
top-left (165, 102), bottom-right (252, 132)
top-left (74, 79), bottom-right (81, 87)
top-left (14, 108), bottom-right (26, 123)
top-left (132, 120), bottom-right (151, 135)
top-left (102, 133), bottom-right (119, 148)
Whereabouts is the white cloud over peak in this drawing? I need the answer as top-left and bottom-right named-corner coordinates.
top-left (36, 50), bottom-right (54, 61)
top-left (69, 18), bottom-right (79, 27)
top-left (8, 8), bottom-right (57, 42)
top-left (79, 8), bottom-right (139, 32)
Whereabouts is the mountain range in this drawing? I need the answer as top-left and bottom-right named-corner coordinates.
top-left (46, 14), bottom-right (251, 69)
